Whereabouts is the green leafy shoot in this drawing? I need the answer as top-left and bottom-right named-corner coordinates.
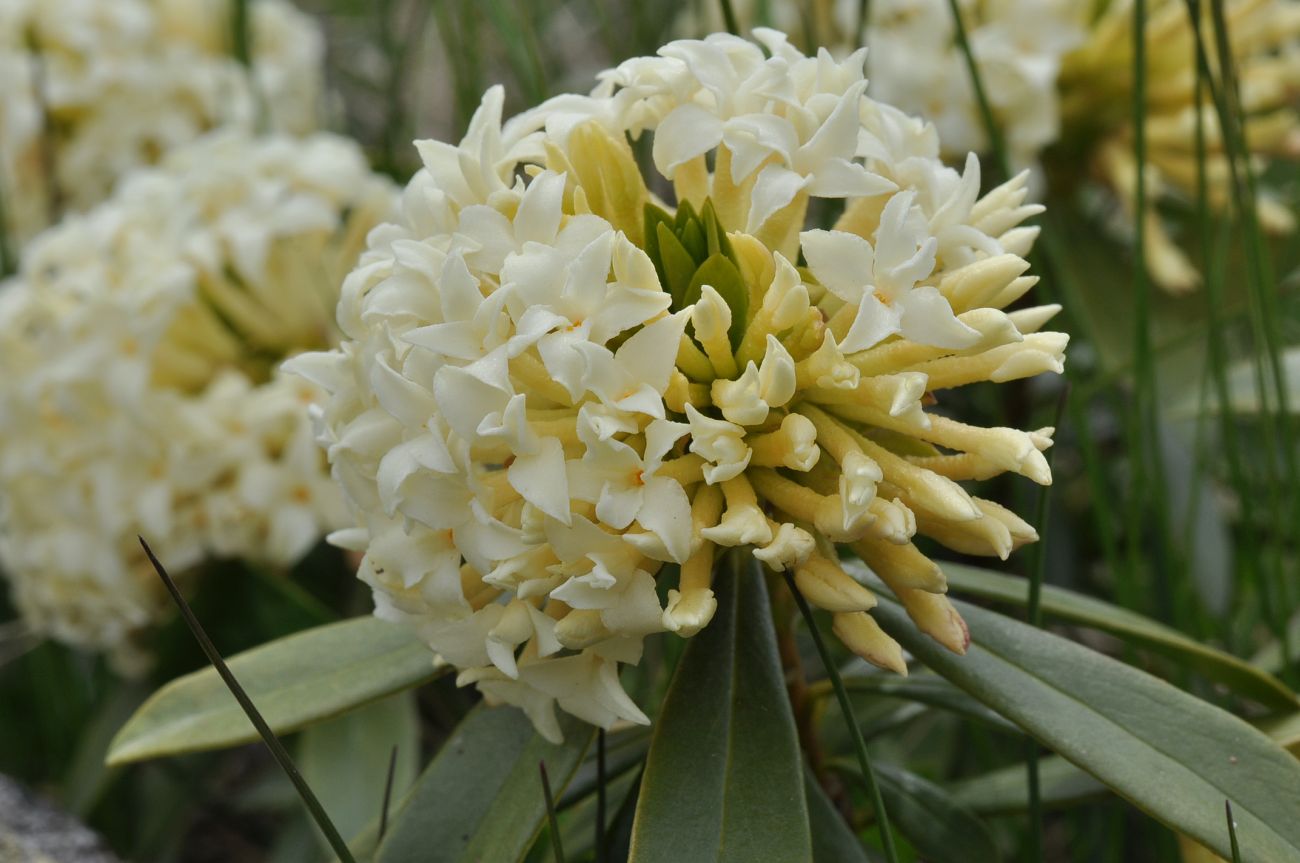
top-left (643, 199), bottom-right (749, 350)
top-left (138, 537), bottom-right (357, 863)
top-left (654, 222), bottom-right (698, 308)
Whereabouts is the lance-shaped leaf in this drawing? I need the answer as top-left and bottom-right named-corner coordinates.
top-left (629, 556), bottom-right (813, 863)
top-left (949, 755), bottom-right (1107, 815)
top-left (805, 769), bottom-right (872, 863)
top-left (298, 692), bottom-right (421, 851)
top-left (873, 596), bottom-right (1300, 861)
top-left (872, 763), bottom-right (1000, 863)
top-left (932, 561), bottom-right (1298, 710)
top-left (374, 705), bottom-right (592, 863)
top-left (108, 617), bottom-right (440, 764)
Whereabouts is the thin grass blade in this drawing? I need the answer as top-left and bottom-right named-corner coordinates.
top-left (782, 571), bottom-right (899, 863)
top-left (138, 537), bottom-right (356, 863)
top-left (541, 760), bottom-right (567, 863)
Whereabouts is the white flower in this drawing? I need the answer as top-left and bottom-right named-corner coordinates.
top-left (568, 411), bottom-right (694, 563)
top-left (802, 192), bottom-right (979, 353)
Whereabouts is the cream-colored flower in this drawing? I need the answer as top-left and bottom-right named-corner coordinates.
top-left (0, 132), bottom-right (395, 666)
top-left (0, 0), bottom-right (324, 249)
top-left (297, 32), bottom-right (1066, 742)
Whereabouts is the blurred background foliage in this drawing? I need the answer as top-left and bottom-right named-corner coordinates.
top-left (2, 1), bottom-right (1299, 861)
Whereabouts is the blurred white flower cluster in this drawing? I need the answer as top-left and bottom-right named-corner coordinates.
top-left (293, 30), bottom-right (1066, 742)
top-left (863, 0), bottom-right (1083, 170)
top-left (677, 0), bottom-right (1300, 292)
top-left (0, 132), bottom-right (395, 666)
top-left (677, 0), bottom-right (1085, 171)
top-left (0, 0), bottom-right (324, 247)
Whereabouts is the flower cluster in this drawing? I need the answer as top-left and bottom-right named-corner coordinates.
top-left (1059, 0), bottom-right (1300, 291)
top-left (0, 0), bottom-right (324, 247)
top-left (0, 131), bottom-right (395, 666)
top-left (293, 30), bottom-right (1066, 743)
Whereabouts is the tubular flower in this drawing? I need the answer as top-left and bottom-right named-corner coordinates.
top-left (0, 0), bottom-right (324, 248)
top-left (293, 31), bottom-right (1066, 743)
top-left (1059, 0), bottom-right (1300, 292)
top-left (0, 132), bottom-right (396, 667)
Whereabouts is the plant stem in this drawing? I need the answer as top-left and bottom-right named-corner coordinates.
top-left (515, 0), bottom-right (550, 101)
top-left (1225, 800), bottom-right (1242, 863)
top-left (1023, 385), bottom-right (1065, 862)
top-left (1182, 0), bottom-right (1264, 652)
top-left (379, 745), bottom-right (398, 842)
top-left (782, 571), bottom-right (900, 863)
top-left (718, 0), bottom-right (739, 35)
top-left (856, 0), bottom-right (872, 48)
top-left (230, 0), bottom-right (270, 131)
top-left (540, 760), bottom-right (566, 863)
top-left (231, 0), bottom-right (252, 66)
top-left (1184, 0), bottom-right (1296, 672)
top-left (0, 171), bottom-right (14, 278)
top-left (944, 0), bottom-right (1007, 178)
top-left (595, 729), bottom-right (607, 863)
top-left (138, 538), bottom-right (356, 863)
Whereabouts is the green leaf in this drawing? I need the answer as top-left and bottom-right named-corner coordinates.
top-left (805, 769), bottom-right (871, 863)
top-left (62, 682), bottom-right (148, 817)
top-left (684, 254), bottom-right (750, 351)
top-left (630, 556), bottom-right (812, 863)
top-left (679, 218), bottom-right (707, 265)
top-left (374, 705), bottom-right (593, 863)
top-left (643, 203), bottom-right (674, 285)
top-left (673, 198), bottom-right (699, 233)
top-left (561, 767), bottom-right (642, 862)
top-left (1258, 711), bottom-right (1300, 755)
top-left (298, 691), bottom-right (420, 850)
top-left (948, 756), bottom-right (1107, 816)
top-left (108, 617), bottom-right (440, 764)
top-left (656, 221), bottom-right (700, 308)
top-left (699, 199), bottom-right (734, 262)
top-left (828, 671), bottom-right (1019, 735)
top-left (936, 561), bottom-right (1298, 710)
top-left (870, 764), bottom-right (1000, 863)
top-left (872, 595), bottom-right (1300, 861)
